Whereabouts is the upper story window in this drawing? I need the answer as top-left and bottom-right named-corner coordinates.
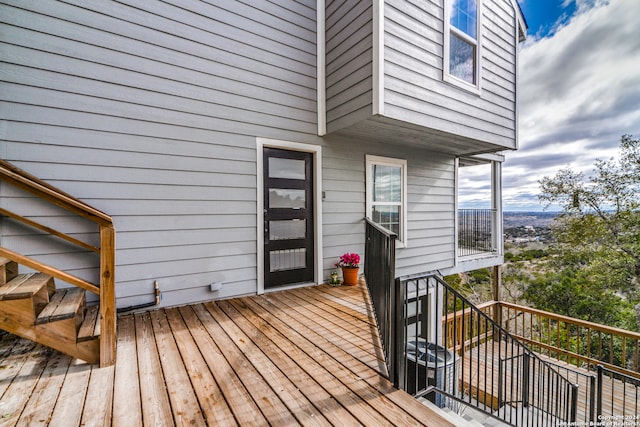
top-left (445, 0), bottom-right (481, 92)
top-left (366, 155), bottom-right (407, 246)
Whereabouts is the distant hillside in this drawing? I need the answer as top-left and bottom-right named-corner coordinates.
top-left (503, 211), bottom-right (558, 228)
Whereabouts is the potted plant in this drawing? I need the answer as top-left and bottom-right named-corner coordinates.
top-left (335, 252), bottom-right (360, 286)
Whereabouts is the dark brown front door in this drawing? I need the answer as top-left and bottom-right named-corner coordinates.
top-left (263, 148), bottom-right (314, 288)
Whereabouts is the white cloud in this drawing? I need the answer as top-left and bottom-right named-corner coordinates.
top-left (503, 0), bottom-right (640, 211)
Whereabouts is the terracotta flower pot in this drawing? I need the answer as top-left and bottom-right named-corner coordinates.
top-left (341, 266), bottom-right (359, 286)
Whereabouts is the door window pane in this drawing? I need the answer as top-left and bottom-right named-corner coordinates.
top-left (269, 219), bottom-right (306, 240)
top-left (269, 248), bottom-right (306, 272)
top-left (269, 158), bottom-right (306, 179)
top-left (269, 189), bottom-right (305, 208)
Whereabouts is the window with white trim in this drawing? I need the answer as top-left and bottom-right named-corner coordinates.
top-left (366, 155), bottom-right (407, 245)
top-left (445, 0), bottom-right (481, 90)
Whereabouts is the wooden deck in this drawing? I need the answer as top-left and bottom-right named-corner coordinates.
top-left (0, 283), bottom-right (453, 426)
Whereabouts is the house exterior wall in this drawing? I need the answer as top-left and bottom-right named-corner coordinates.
top-left (0, 0), bottom-right (520, 308)
top-left (0, 0), bottom-right (320, 306)
top-left (322, 137), bottom-right (456, 278)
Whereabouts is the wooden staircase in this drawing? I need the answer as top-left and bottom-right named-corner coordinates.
top-left (0, 257), bottom-right (101, 364)
top-left (0, 159), bottom-right (115, 366)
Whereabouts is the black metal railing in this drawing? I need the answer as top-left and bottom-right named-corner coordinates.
top-left (497, 353), bottom-right (580, 425)
top-left (395, 274), bottom-right (579, 426)
top-left (364, 218), bottom-right (397, 379)
top-left (543, 358), bottom-right (597, 424)
top-left (458, 208), bottom-right (496, 257)
top-left (362, 222), bottom-right (631, 425)
top-left (498, 355), bottom-right (640, 423)
top-left (597, 364), bottom-right (640, 419)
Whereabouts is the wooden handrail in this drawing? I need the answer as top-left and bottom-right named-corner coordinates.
top-left (0, 247), bottom-right (100, 294)
top-left (515, 333), bottom-right (638, 379)
top-left (0, 208), bottom-right (100, 253)
top-left (443, 300), bottom-right (497, 321)
top-left (498, 301), bottom-right (640, 340)
top-left (0, 160), bottom-right (112, 226)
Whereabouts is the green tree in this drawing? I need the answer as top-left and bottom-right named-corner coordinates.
top-left (444, 269), bottom-right (492, 306)
top-left (534, 134), bottom-right (640, 329)
top-left (523, 267), bottom-right (636, 330)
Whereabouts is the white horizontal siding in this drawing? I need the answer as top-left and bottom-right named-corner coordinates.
top-left (325, 0), bottom-right (374, 132)
top-left (0, 0), bottom-right (318, 306)
top-left (321, 136), bottom-right (456, 278)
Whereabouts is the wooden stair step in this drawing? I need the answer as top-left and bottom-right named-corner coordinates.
top-left (78, 305), bottom-right (100, 342)
top-left (0, 257), bottom-right (19, 285)
top-left (0, 273), bottom-right (53, 301)
top-left (36, 288), bottom-right (86, 324)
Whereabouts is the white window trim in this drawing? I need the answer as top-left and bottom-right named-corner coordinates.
top-left (317, 0), bottom-right (326, 135)
top-left (365, 155), bottom-right (408, 248)
top-left (453, 156), bottom-right (504, 269)
top-left (443, 0), bottom-right (482, 94)
top-left (372, 0), bottom-right (385, 116)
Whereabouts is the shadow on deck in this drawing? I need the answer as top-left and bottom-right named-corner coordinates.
top-left (0, 283), bottom-right (454, 426)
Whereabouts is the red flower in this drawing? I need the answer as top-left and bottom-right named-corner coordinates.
top-left (335, 252), bottom-right (360, 268)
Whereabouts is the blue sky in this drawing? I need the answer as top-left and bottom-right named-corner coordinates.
top-left (459, 0), bottom-right (640, 211)
top-left (520, 0), bottom-right (577, 38)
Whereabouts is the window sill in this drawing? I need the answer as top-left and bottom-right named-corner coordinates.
top-left (443, 73), bottom-right (482, 96)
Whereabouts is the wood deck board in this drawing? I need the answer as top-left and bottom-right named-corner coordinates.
top-left (245, 293), bottom-right (436, 426)
top-left (198, 302), bottom-right (301, 426)
top-left (0, 284), bottom-right (455, 426)
top-left (0, 345), bottom-right (51, 426)
top-left (238, 296), bottom-right (396, 426)
top-left (246, 294), bottom-right (381, 379)
top-left (268, 291), bottom-right (385, 374)
top-left (149, 309), bottom-right (206, 426)
top-left (165, 307), bottom-right (237, 426)
top-left (279, 287), bottom-right (384, 351)
top-left (223, 298), bottom-right (364, 427)
top-left (81, 364), bottom-right (115, 427)
top-left (0, 337), bottom-right (37, 399)
top-left (212, 300), bottom-right (332, 426)
top-left (135, 312), bottom-right (174, 427)
top-left (112, 315), bottom-right (142, 426)
top-left (182, 304), bottom-right (267, 426)
top-left (48, 360), bottom-right (92, 426)
top-left (15, 351), bottom-right (71, 426)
